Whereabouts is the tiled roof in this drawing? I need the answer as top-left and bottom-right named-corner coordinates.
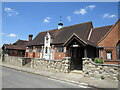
top-left (27, 21), bottom-right (93, 46)
top-left (13, 39), bottom-right (28, 45)
top-left (3, 39), bottom-right (29, 50)
top-left (3, 44), bottom-right (26, 50)
top-left (89, 25), bottom-right (113, 44)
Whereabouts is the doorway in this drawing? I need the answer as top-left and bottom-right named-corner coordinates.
top-left (70, 47), bottom-right (84, 70)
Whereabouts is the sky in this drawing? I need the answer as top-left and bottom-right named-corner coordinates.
top-left (1, 2), bottom-right (119, 46)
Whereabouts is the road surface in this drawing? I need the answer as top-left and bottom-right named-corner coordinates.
top-left (2, 66), bottom-right (94, 89)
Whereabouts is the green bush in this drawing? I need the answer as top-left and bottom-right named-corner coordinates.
top-left (94, 58), bottom-right (103, 64)
top-left (101, 76), bottom-right (104, 80)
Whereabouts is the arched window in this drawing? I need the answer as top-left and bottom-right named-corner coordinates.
top-left (45, 47), bottom-right (48, 54)
top-left (117, 41), bottom-right (120, 60)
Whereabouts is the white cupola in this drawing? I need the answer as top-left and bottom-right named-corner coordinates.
top-left (58, 16), bottom-right (63, 30)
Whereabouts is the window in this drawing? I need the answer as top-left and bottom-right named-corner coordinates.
top-left (117, 42), bottom-right (120, 60)
top-left (20, 52), bottom-right (23, 55)
top-left (36, 48), bottom-right (41, 52)
top-left (29, 48), bottom-right (33, 52)
top-left (106, 52), bottom-right (112, 60)
top-left (45, 47), bottom-right (48, 53)
top-left (56, 47), bottom-right (64, 53)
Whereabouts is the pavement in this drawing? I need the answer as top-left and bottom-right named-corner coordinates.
top-left (1, 62), bottom-right (119, 89)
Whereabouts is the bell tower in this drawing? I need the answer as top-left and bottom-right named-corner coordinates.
top-left (58, 16), bottom-right (63, 30)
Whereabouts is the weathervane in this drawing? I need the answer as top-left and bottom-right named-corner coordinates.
top-left (60, 16), bottom-right (62, 22)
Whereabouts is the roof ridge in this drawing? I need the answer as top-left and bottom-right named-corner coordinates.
top-left (39, 21), bottom-right (92, 33)
top-left (92, 25), bottom-right (113, 30)
top-left (40, 29), bottom-right (57, 33)
top-left (18, 39), bottom-right (28, 42)
top-left (62, 21), bottom-right (92, 29)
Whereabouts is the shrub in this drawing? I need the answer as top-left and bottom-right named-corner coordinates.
top-left (94, 58), bottom-right (103, 64)
top-left (101, 76), bottom-right (104, 80)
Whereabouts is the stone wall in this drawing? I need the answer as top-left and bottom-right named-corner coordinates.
top-left (2, 54), bottom-right (71, 73)
top-left (83, 58), bottom-right (119, 81)
top-left (31, 57), bottom-right (71, 73)
top-left (3, 54), bottom-right (23, 66)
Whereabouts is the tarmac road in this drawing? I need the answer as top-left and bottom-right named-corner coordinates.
top-left (2, 66), bottom-right (94, 89)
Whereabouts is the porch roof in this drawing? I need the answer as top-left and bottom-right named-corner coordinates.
top-left (63, 33), bottom-right (97, 47)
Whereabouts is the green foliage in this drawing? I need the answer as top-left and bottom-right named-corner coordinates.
top-left (94, 58), bottom-right (103, 64)
top-left (101, 76), bottom-right (104, 80)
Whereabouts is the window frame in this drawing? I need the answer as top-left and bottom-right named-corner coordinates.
top-left (56, 46), bottom-right (64, 53)
top-left (106, 51), bottom-right (112, 60)
top-left (117, 42), bottom-right (120, 60)
top-left (36, 47), bottom-right (42, 52)
top-left (29, 48), bottom-right (33, 52)
top-left (45, 47), bottom-right (48, 54)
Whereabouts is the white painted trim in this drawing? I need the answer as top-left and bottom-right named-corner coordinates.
top-left (87, 29), bottom-right (93, 40)
top-left (63, 33), bottom-right (87, 46)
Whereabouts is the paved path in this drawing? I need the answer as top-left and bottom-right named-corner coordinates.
top-left (2, 66), bottom-right (92, 88)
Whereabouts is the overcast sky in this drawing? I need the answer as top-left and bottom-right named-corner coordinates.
top-left (1, 2), bottom-right (118, 46)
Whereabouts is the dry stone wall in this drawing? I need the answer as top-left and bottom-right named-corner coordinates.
top-left (2, 54), bottom-right (119, 81)
top-left (83, 58), bottom-right (119, 81)
top-left (31, 57), bottom-right (71, 73)
top-left (3, 54), bottom-right (23, 66)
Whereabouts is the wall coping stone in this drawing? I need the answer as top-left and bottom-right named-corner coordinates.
top-left (32, 58), bottom-right (62, 62)
top-left (82, 58), bottom-right (120, 67)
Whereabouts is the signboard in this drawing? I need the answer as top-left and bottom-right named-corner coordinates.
top-left (73, 45), bottom-right (79, 47)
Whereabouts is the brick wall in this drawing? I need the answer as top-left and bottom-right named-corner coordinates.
top-left (98, 20), bottom-right (120, 64)
top-left (26, 47), bottom-right (41, 58)
top-left (54, 47), bottom-right (66, 60)
top-left (34, 52), bottom-right (40, 58)
top-left (26, 52), bottom-right (33, 57)
top-left (26, 46), bottom-right (67, 60)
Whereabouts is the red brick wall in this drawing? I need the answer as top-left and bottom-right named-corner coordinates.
top-left (104, 61), bottom-right (119, 64)
top-left (25, 47), bottom-right (40, 58)
top-left (26, 52), bottom-right (33, 57)
top-left (98, 20), bottom-right (120, 64)
top-left (54, 47), bottom-right (66, 60)
top-left (34, 52), bottom-right (40, 58)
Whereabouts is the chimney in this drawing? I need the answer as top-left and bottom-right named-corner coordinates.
top-left (28, 34), bottom-right (33, 41)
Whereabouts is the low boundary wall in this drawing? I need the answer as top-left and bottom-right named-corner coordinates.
top-left (2, 54), bottom-right (119, 80)
top-left (31, 57), bottom-right (71, 73)
top-left (3, 54), bottom-right (23, 66)
top-left (82, 58), bottom-right (120, 81)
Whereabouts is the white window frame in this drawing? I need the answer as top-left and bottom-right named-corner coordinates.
top-left (106, 52), bottom-right (112, 60)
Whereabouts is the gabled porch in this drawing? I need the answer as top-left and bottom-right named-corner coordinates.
top-left (63, 33), bottom-right (97, 70)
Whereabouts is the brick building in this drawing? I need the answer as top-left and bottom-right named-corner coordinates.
top-left (2, 19), bottom-right (119, 70)
top-left (2, 35), bottom-right (33, 57)
top-left (25, 19), bottom-right (119, 69)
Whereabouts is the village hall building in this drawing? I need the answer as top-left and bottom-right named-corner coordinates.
top-left (24, 19), bottom-right (120, 67)
top-left (2, 19), bottom-right (120, 70)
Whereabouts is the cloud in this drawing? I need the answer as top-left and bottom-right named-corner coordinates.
top-left (103, 14), bottom-right (116, 18)
top-left (4, 7), bottom-right (19, 16)
top-left (66, 16), bottom-right (72, 22)
top-left (8, 33), bottom-right (17, 37)
top-left (43, 17), bottom-right (51, 23)
top-left (73, 9), bottom-right (87, 15)
top-left (86, 5), bottom-right (96, 10)
top-left (73, 5), bottom-right (96, 15)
